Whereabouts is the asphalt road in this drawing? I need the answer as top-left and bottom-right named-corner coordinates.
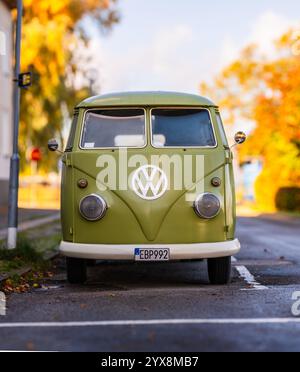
top-left (1, 216), bottom-right (300, 352)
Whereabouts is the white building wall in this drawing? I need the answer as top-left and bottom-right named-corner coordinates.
top-left (0, 1), bottom-right (13, 206)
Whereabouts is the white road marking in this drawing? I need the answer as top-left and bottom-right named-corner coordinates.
top-left (0, 318), bottom-right (300, 328)
top-left (235, 265), bottom-right (268, 291)
top-left (232, 257), bottom-right (268, 291)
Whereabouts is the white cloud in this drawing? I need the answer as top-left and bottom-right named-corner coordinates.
top-left (218, 11), bottom-right (297, 71)
top-left (218, 35), bottom-right (240, 71)
top-left (151, 25), bottom-right (194, 75)
top-left (87, 24), bottom-right (202, 93)
top-left (249, 11), bottom-right (297, 57)
top-left (82, 10), bottom-right (298, 94)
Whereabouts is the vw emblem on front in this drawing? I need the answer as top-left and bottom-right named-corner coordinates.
top-left (132, 165), bottom-right (168, 200)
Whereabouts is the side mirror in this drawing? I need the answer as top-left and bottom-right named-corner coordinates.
top-left (48, 139), bottom-right (59, 152)
top-left (234, 131), bottom-right (247, 145)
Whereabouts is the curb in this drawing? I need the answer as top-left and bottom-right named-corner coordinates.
top-left (257, 213), bottom-right (300, 226)
top-left (0, 214), bottom-right (60, 240)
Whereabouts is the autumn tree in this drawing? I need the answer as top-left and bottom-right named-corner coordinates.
top-left (17, 0), bottom-right (119, 172)
top-left (201, 31), bottom-right (300, 211)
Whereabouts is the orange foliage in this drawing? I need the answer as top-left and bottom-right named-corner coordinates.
top-left (201, 31), bottom-right (300, 210)
top-left (16, 0), bottom-right (119, 171)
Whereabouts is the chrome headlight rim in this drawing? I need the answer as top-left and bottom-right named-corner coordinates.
top-left (193, 192), bottom-right (221, 219)
top-left (79, 194), bottom-right (107, 222)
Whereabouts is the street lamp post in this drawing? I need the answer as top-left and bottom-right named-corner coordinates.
top-left (7, 0), bottom-right (23, 250)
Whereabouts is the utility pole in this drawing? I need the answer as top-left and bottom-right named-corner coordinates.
top-left (7, 0), bottom-right (23, 250)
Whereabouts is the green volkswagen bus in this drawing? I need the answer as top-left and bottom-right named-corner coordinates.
top-left (49, 92), bottom-right (246, 285)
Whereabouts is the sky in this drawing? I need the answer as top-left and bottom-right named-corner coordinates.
top-left (84, 0), bottom-right (300, 95)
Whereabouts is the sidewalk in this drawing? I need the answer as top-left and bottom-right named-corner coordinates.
top-left (0, 207), bottom-right (60, 240)
top-left (237, 205), bottom-right (300, 225)
top-left (258, 212), bottom-right (300, 226)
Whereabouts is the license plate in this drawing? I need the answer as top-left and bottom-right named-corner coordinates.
top-left (134, 248), bottom-right (170, 261)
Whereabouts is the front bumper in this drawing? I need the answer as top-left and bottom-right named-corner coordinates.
top-left (60, 239), bottom-right (241, 260)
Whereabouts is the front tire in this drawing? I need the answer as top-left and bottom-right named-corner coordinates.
top-left (66, 257), bottom-right (87, 284)
top-left (208, 256), bottom-right (231, 285)
top-left (86, 259), bottom-right (97, 267)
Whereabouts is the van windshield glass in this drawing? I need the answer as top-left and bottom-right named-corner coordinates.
top-left (81, 109), bottom-right (146, 148)
top-left (151, 109), bottom-right (216, 148)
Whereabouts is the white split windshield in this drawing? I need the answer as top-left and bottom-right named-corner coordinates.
top-left (80, 108), bottom-right (216, 149)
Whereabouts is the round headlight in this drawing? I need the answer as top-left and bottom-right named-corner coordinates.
top-left (79, 194), bottom-right (107, 221)
top-left (194, 193), bottom-right (221, 219)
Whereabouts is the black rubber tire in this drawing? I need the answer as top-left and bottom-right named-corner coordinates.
top-left (86, 259), bottom-right (97, 267)
top-left (66, 257), bottom-right (87, 284)
top-left (207, 256), bottom-right (232, 285)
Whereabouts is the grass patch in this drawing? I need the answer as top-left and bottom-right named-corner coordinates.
top-left (34, 233), bottom-right (61, 255)
top-left (0, 230), bottom-right (61, 275)
top-left (280, 211), bottom-right (300, 219)
top-left (0, 222), bottom-right (61, 293)
top-left (0, 237), bottom-right (43, 262)
top-left (0, 236), bottom-right (44, 273)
